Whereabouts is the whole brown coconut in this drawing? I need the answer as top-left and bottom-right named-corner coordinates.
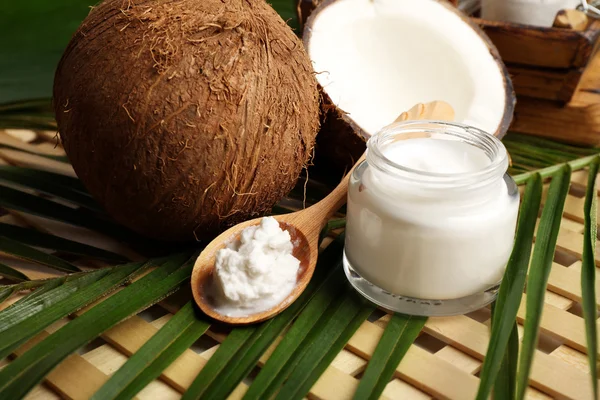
top-left (54, 0), bottom-right (320, 241)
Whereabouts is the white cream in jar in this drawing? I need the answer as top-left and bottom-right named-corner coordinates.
top-left (343, 121), bottom-right (519, 315)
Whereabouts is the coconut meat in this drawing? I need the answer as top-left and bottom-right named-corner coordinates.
top-left (306, 0), bottom-right (508, 136)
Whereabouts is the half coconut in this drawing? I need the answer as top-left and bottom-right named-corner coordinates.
top-left (303, 0), bottom-right (515, 174)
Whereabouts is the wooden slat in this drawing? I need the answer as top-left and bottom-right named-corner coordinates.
top-left (82, 345), bottom-right (182, 400)
top-left (475, 18), bottom-right (597, 68)
top-left (515, 297), bottom-right (595, 356)
top-left (510, 66), bottom-right (583, 102)
top-left (24, 385), bottom-right (61, 400)
top-left (0, 148), bottom-right (75, 177)
top-left (347, 320), bottom-right (479, 400)
top-left (511, 100), bottom-right (600, 147)
top-left (547, 261), bottom-right (600, 307)
top-left (434, 346), bottom-right (480, 374)
top-left (424, 315), bottom-right (595, 399)
top-left (12, 331), bottom-right (117, 400)
top-left (0, 132), bottom-right (65, 157)
top-left (383, 379), bottom-right (431, 400)
top-left (551, 345), bottom-right (592, 375)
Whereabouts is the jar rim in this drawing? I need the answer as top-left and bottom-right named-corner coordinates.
top-left (366, 120), bottom-right (508, 188)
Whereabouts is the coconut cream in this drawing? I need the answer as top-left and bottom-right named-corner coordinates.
top-left (212, 217), bottom-right (300, 317)
top-left (343, 121), bottom-right (519, 315)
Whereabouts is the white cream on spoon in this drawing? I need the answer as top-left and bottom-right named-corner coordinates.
top-left (212, 217), bottom-right (300, 317)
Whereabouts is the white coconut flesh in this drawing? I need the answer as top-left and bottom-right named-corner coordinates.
top-left (306, 0), bottom-right (510, 137)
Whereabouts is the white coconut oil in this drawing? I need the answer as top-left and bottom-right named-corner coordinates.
top-left (212, 217), bottom-right (300, 317)
top-left (344, 121), bottom-right (519, 315)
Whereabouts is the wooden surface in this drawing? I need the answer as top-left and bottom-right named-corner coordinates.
top-left (511, 49), bottom-right (600, 146)
top-left (474, 17), bottom-right (598, 69)
top-left (0, 124), bottom-right (599, 399)
top-left (474, 15), bottom-right (600, 103)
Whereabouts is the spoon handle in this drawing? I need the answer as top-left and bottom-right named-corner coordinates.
top-left (303, 101), bottom-right (455, 227)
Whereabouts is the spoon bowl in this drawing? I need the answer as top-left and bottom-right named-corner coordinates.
top-left (191, 101), bottom-right (455, 324)
top-left (191, 214), bottom-right (319, 324)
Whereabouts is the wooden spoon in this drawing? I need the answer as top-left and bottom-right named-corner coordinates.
top-left (191, 100), bottom-right (455, 324)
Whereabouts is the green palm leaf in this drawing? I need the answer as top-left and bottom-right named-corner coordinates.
top-left (273, 290), bottom-right (374, 400)
top-left (0, 253), bottom-right (193, 398)
top-left (581, 157), bottom-right (600, 398)
top-left (0, 223), bottom-right (128, 263)
top-left (0, 166), bottom-right (101, 211)
top-left (0, 236), bottom-right (80, 272)
top-left (493, 317), bottom-right (519, 400)
top-left (353, 313), bottom-right (426, 400)
top-left (0, 262), bottom-right (29, 282)
top-left (183, 325), bottom-right (257, 400)
top-left (0, 184), bottom-right (158, 251)
top-left (242, 245), bottom-right (350, 400)
top-left (0, 165), bottom-right (87, 193)
top-left (516, 165), bottom-right (571, 400)
top-left (0, 262), bottom-right (148, 360)
top-left (0, 286), bottom-right (15, 304)
top-left (476, 174), bottom-right (542, 400)
top-left (92, 301), bottom-right (210, 400)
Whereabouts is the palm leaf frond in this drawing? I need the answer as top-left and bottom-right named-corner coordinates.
top-left (476, 174), bottom-right (542, 399)
top-left (0, 286), bottom-right (15, 304)
top-left (0, 235), bottom-right (80, 272)
top-left (0, 262), bottom-right (147, 359)
top-left (273, 290), bottom-right (374, 400)
top-left (0, 262), bottom-right (29, 282)
top-left (242, 243), bottom-right (350, 400)
top-left (581, 157), bottom-right (600, 398)
top-left (516, 165), bottom-right (571, 400)
top-left (353, 313), bottom-right (426, 400)
top-left (0, 222), bottom-right (128, 263)
top-left (0, 166), bottom-right (101, 211)
top-left (0, 253), bottom-right (192, 398)
top-left (92, 301), bottom-right (210, 400)
top-left (493, 314), bottom-right (519, 400)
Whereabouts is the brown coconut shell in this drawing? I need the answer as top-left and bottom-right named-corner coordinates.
top-left (54, 0), bottom-right (320, 242)
top-left (301, 0), bottom-right (516, 181)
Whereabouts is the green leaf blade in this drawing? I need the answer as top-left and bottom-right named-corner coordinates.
top-left (181, 326), bottom-right (256, 400)
top-left (273, 291), bottom-right (374, 400)
top-left (353, 313), bottom-right (426, 400)
top-left (0, 166), bottom-right (101, 211)
top-left (196, 238), bottom-right (349, 400)
top-left (516, 165), bottom-right (571, 400)
top-left (241, 240), bottom-right (350, 400)
top-left (476, 174), bottom-right (542, 400)
top-left (0, 286), bottom-right (15, 304)
top-left (0, 223), bottom-right (128, 263)
top-left (492, 303), bottom-right (519, 400)
top-left (0, 184), bottom-right (154, 250)
top-left (92, 302), bottom-right (209, 400)
top-left (0, 262), bottom-right (148, 359)
top-left (0, 253), bottom-right (193, 398)
top-left (0, 262), bottom-right (29, 282)
top-left (581, 157), bottom-right (600, 399)
top-left (0, 236), bottom-right (81, 273)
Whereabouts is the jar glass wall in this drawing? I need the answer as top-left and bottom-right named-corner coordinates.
top-left (343, 121), bottom-right (519, 316)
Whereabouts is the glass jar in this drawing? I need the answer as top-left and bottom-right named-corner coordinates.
top-left (343, 121), bottom-right (519, 316)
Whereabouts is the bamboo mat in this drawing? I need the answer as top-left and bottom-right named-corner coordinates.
top-left (0, 128), bottom-right (599, 400)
